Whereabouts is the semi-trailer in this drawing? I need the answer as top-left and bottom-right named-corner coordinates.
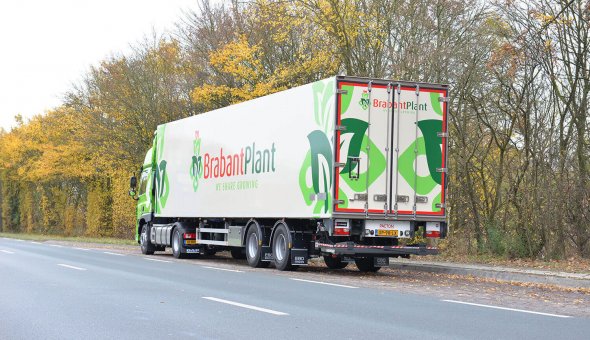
top-left (129, 75), bottom-right (449, 272)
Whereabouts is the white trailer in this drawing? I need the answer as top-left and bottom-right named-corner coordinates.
top-left (130, 76), bottom-right (449, 272)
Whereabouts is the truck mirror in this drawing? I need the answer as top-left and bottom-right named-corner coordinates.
top-left (130, 175), bottom-right (137, 189)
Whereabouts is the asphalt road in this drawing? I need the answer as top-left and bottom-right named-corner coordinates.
top-left (1, 237), bottom-right (588, 340)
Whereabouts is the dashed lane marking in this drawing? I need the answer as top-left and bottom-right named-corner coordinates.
top-left (144, 258), bottom-right (171, 263)
top-left (289, 278), bottom-right (358, 289)
top-left (202, 266), bottom-right (244, 273)
top-left (442, 300), bottom-right (571, 318)
top-left (202, 297), bottom-right (288, 316)
top-left (103, 251), bottom-right (125, 256)
top-left (57, 264), bottom-right (87, 271)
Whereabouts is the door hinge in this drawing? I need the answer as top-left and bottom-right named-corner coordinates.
top-left (335, 162), bottom-right (346, 168)
top-left (436, 167), bottom-right (448, 173)
top-left (437, 132), bottom-right (448, 138)
top-left (435, 203), bottom-right (447, 209)
top-left (336, 89), bottom-right (348, 95)
top-left (438, 96), bottom-right (450, 103)
top-left (334, 200), bottom-right (345, 205)
top-left (335, 125), bottom-right (347, 131)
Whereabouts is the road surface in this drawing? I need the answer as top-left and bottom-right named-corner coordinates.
top-left (1, 237), bottom-right (588, 339)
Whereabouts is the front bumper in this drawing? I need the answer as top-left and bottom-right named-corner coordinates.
top-left (316, 242), bottom-right (438, 256)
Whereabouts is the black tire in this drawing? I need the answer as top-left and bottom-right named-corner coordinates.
top-left (354, 257), bottom-right (380, 272)
top-left (324, 255), bottom-right (348, 269)
top-left (140, 224), bottom-right (156, 255)
top-left (230, 248), bottom-right (246, 259)
top-left (245, 226), bottom-right (270, 268)
top-left (172, 228), bottom-right (186, 259)
top-left (272, 223), bottom-right (294, 271)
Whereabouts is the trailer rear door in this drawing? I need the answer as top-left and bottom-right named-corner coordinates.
top-left (334, 79), bottom-right (448, 217)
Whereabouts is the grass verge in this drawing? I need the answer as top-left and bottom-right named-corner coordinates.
top-left (0, 232), bottom-right (136, 246)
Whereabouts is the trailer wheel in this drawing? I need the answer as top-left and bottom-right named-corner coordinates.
top-left (140, 224), bottom-right (155, 255)
top-left (245, 226), bottom-right (269, 268)
top-left (354, 257), bottom-right (380, 272)
top-left (324, 255), bottom-right (348, 269)
top-left (230, 248), bottom-right (246, 259)
top-left (272, 224), bottom-right (294, 271)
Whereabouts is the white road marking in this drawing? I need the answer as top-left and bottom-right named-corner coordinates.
top-left (74, 247), bottom-right (91, 251)
top-left (202, 297), bottom-right (288, 316)
top-left (202, 266), bottom-right (243, 273)
top-left (13, 239), bottom-right (24, 242)
top-left (49, 244), bottom-right (64, 248)
top-left (0, 250), bottom-right (15, 254)
top-left (103, 251), bottom-right (125, 256)
top-left (31, 241), bottom-right (42, 244)
top-left (442, 300), bottom-right (571, 318)
top-left (289, 278), bottom-right (358, 289)
top-left (57, 264), bottom-right (87, 271)
top-left (144, 258), bottom-right (171, 263)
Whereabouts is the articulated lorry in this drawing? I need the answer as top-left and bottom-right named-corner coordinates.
top-left (129, 76), bottom-right (449, 272)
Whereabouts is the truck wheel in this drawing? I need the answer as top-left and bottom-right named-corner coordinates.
top-left (324, 255), bottom-right (348, 269)
top-left (230, 248), bottom-right (246, 259)
top-left (354, 257), bottom-right (380, 272)
top-left (140, 224), bottom-right (155, 255)
top-left (172, 228), bottom-right (185, 259)
top-left (272, 224), bottom-right (294, 271)
top-left (245, 226), bottom-right (269, 268)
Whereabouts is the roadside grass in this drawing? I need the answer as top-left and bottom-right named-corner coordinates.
top-left (0, 232), bottom-right (136, 246)
top-left (423, 252), bottom-right (590, 275)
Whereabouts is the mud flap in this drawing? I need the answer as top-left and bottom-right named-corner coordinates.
top-left (261, 246), bottom-right (273, 262)
top-left (290, 249), bottom-right (309, 266)
top-left (374, 257), bottom-right (389, 267)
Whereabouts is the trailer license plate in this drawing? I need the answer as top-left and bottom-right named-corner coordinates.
top-left (185, 240), bottom-right (197, 245)
top-left (377, 230), bottom-right (398, 237)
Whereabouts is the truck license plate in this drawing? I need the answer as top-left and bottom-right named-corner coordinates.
top-left (377, 230), bottom-right (398, 237)
top-left (185, 240), bottom-right (197, 245)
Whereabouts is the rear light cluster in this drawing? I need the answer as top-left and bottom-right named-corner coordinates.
top-left (425, 230), bottom-right (440, 238)
top-left (425, 222), bottom-right (442, 238)
top-left (333, 219), bottom-right (350, 236)
top-left (183, 233), bottom-right (196, 239)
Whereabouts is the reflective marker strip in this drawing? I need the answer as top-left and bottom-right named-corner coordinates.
top-left (49, 244), bottom-right (63, 248)
top-left (57, 264), bottom-right (87, 271)
top-left (202, 297), bottom-right (288, 316)
top-left (202, 266), bottom-right (243, 273)
top-left (289, 278), bottom-right (358, 289)
top-left (0, 250), bottom-right (15, 254)
top-left (442, 300), bottom-right (571, 318)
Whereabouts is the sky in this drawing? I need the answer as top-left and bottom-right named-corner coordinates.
top-left (0, 0), bottom-right (197, 131)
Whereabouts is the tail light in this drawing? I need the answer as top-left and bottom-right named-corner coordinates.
top-left (425, 222), bottom-right (442, 238)
top-left (334, 219), bottom-right (350, 236)
top-left (183, 233), bottom-right (196, 239)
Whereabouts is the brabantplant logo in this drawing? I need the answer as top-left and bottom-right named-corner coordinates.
top-left (359, 90), bottom-right (369, 110)
top-left (189, 130), bottom-right (203, 192)
top-left (190, 130), bottom-right (277, 192)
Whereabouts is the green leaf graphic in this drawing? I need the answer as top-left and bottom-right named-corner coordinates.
top-left (417, 119), bottom-right (443, 185)
top-left (312, 80), bottom-right (335, 134)
top-left (340, 85), bottom-right (354, 114)
top-left (398, 137), bottom-right (437, 194)
top-left (430, 92), bottom-right (443, 116)
top-left (339, 118), bottom-right (368, 175)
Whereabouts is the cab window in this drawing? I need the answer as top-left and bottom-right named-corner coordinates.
top-left (138, 170), bottom-right (149, 195)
